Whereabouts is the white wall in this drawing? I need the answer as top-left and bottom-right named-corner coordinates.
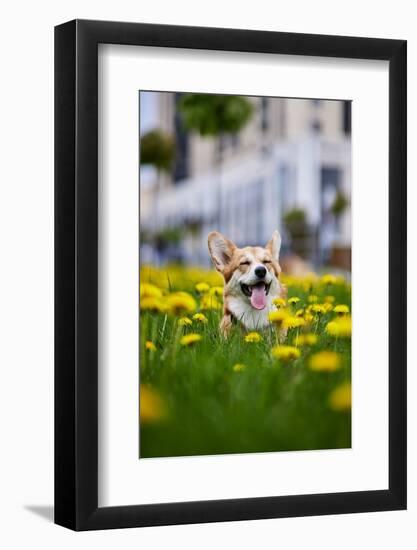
top-left (0, 1), bottom-right (415, 548)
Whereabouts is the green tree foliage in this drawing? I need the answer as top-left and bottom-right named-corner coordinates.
top-left (331, 190), bottom-right (349, 218)
top-left (178, 94), bottom-right (253, 136)
top-left (140, 129), bottom-right (175, 172)
top-left (283, 208), bottom-right (311, 258)
top-left (283, 208), bottom-right (307, 226)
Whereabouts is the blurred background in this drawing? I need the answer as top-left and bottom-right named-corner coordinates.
top-left (139, 91), bottom-right (351, 273)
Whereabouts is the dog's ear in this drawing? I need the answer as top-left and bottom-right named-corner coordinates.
top-left (266, 230), bottom-right (281, 261)
top-left (208, 231), bottom-right (236, 272)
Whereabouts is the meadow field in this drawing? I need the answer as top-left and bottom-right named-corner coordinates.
top-left (139, 265), bottom-right (351, 458)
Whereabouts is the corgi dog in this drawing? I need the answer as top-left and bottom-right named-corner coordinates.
top-left (208, 230), bottom-right (285, 336)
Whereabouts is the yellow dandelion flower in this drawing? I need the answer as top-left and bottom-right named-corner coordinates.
top-left (304, 312), bottom-right (314, 324)
top-left (311, 302), bottom-right (333, 315)
top-left (193, 313), bottom-right (208, 324)
top-left (166, 292), bottom-right (197, 315)
top-left (195, 282), bottom-right (210, 293)
top-left (178, 316), bottom-right (193, 327)
top-left (311, 304), bottom-right (326, 314)
top-left (273, 297), bottom-right (287, 308)
top-left (208, 272), bottom-right (224, 287)
top-left (334, 304), bottom-right (350, 315)
top-left (325, 295), bottom-right (336, 304)
top-left (326, 316), bottom-right (352, 338)
top-left (282, 316), bottom-right (306, 330)
top-left (295, 308), bottom-right (304, 317)
top-left (329, 382), bottom-right (352, 411)
top-left (233, 363), bottom-right (246, 372)
top-left (321, 273), bottom-right (337, 285)
top-left (308, 294), bottom-right (318, 303)
top-left (309, 351), bottom-right (341, 372)
top-left (140, 283), bottom-right (162, 299)
top-left (271, 345), bottom-right (301, 361)
top-left (268, 309), bottom-right (290, 324)
top-left (140, 384), bottom-right (166, 423)
top-left (200, 293), bottom-right (222, 310)
top-left (299, 274), bottom-right (317, 292)
top-left (145, 340), bottom-right (157, 352)
top-left (209, 286), bottom-right (223, 297)
top-left (140, 296), bottom-right (165, 313)
top-left (180, 333), bottom-right (202, 346)
top-left (244, 332), bottom-right (262, 343)
top-left (288, 297), bottom-right (301, 305)
top-left (293, 333), bottom-right (318, 346)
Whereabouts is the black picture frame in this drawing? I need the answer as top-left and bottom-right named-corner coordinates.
top-left (55, 19), bottom-right (407, 531)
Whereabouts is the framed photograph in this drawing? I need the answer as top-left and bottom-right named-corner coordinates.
top-left (55, 19), bottom-right (407, 530)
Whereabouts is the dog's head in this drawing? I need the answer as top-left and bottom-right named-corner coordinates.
top-left (208, 230), bottom-right (282, 311)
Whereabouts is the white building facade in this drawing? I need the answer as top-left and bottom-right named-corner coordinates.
top-left (140, 93), bottom-right (351, 268)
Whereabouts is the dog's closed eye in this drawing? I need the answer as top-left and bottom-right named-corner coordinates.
top-left (240, 260), bottom-right (250, 266)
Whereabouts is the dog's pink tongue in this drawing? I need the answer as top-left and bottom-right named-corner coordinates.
top-left (250, 285), bottom-right (267, 310)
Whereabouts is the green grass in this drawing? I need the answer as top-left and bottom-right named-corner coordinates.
top-left (140, 270), bottom-right (351, 458)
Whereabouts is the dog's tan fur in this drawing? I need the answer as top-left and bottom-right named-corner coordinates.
top-left (208, 230), bottom-right (285, 337)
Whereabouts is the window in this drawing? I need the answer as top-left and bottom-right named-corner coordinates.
top-left (173, 93), bottom-right (189, 182)
top-left (343, 101), bottom-right (352, 135)
top-left (260, 97), bottom-right (269, 132)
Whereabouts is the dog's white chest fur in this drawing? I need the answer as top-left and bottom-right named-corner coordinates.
top-left (227, 296), bottom-right (276, 330)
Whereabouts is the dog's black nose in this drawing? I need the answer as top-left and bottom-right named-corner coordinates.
top-left (254, 266), bottom-right (267, 278)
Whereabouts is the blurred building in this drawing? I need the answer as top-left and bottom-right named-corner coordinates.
top-left (140, 93), bottom-right (351, 269)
